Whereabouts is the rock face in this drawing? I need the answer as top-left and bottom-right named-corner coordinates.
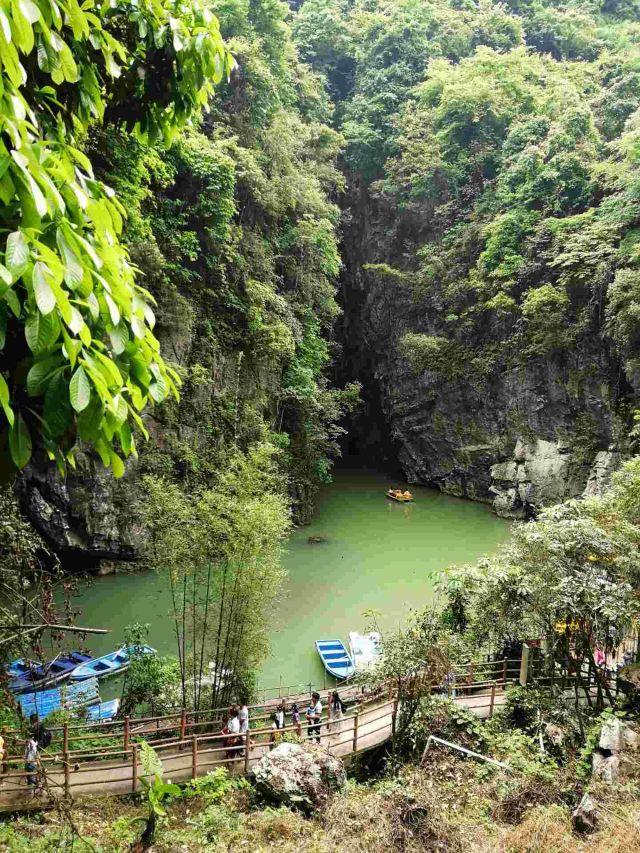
top-left (251, 742), bottom-right (346, 813)
top-left (339, 184), bottom-right (630, 517)
top-left (591, 717), bottom-right (639, 784)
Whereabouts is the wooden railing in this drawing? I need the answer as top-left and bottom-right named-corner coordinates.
top-left (0, 644), bottom-right (635, 807)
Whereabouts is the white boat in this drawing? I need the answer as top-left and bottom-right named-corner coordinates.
top-left (348, 632), bottom-right (382, 671)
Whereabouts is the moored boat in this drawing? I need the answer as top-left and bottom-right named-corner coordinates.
top-left (70, 644), bottom-right (156, 681)
top-left (17, 677), bottom-right (101, 719)
top-left (348, 631), bottom-right (382, 671)
top-left (386, 488), bottom-right (413, 502)
top-left (9, 651), bottom-right (94, 694)
top-left (86, 698), bottom-right (120, 722)
top-left (315, 639), bottom-right (356, 680)
top-left (6, 658), bottom-right (41, 679)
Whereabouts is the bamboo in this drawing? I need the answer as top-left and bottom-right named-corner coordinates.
top-left (124, 718), bottom-right (130, 751)
top-left (180, 710), bottom-right (187, 741)
top-left (191, 736), bottom-right (198, 779)
top-left (62, 723), bottom-right (68, 755)
top-left (131, 744), bottom-right (138, 793)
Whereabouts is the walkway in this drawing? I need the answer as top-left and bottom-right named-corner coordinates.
top-left (0, 676), bottom-right (510, 810)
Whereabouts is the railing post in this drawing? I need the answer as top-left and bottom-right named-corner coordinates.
top-left (131, 744), bottom-right (138, 793)
top-left (502, 658), bottom-right (507, 684)
top-left (468, 663), bottom-right (474, 685)
top-left (391, 699), bottom-right (398, 738)
top-left (191, 736), bottom-right (198, 780)
top-left (244, 730), bottom-right (250, 774)
top-left (180, 710), bottom-right (187, 741)
top-left (124, 717), bottom-right (130, 752)
top-left (62, 722), bottom-right (68, 755)
top-left (278, 675), bottom-right (282, 699)
top-left (63, 749), bottom-right (70, 797)
top-left (352, 710), bottom-right (359, 753)
top-left (489, 681), bottom-right (496, 718)
top-left (519, 644), bottom-right (530, 687)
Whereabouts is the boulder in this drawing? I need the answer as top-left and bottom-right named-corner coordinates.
top-left (251, 742), bottom-right (346, 813)
top-left (572, 794), bottom-right (598, 834)
top-left (599, 717), bottom-right (623, 753)
top-left (592, 752), bottom-right (620, 782)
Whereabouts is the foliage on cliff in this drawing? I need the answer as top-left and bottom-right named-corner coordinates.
top-left (89, 0), bottom-right (358, 522)
top-left (296, 0), bottom-right (640, 452)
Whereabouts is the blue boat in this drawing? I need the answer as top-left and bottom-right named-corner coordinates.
top-left (86, 698), bottom-right (120, 722)
top-left (9, 651), bottom-right (94, 694)
top-left (70, 644), bottom-right (156, 680)
top-left (6, 658), bottom-right (41, 678)
top-left (17, 678), bottom-right (100, 719)
top-left (315, 639), bottom-right (356, 680)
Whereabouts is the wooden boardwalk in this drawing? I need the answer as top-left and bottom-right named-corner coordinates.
top-left (0, 679), bottom-right (509, 811)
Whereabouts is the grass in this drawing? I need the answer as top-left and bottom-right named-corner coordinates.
top-left (0, 734), bottom-right (638, 851)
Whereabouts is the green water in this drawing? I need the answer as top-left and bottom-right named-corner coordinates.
top-left (66, 470), bottom-right (509, 693)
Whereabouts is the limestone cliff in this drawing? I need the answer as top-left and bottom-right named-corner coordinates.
top-left (339, 184), bottom-right (630, 518)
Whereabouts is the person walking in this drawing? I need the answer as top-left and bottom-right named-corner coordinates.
top-left (275, 701), bottom-right (286, 730)
top-left (226, 706), bottom-right (241, 760)
top-left (291, 703), bottom-right (301, 736)
top-left (238, 700), bottom-right (250, 735)
top-left (329, 691), bottom-right (346, 729)
top-left (24, 737), bottom-right (38, 789)
top-left (306, 692), bottom-right (322, 744)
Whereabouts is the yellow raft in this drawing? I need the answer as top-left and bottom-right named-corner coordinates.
top-left (386, 488), bottom-right (414, 503)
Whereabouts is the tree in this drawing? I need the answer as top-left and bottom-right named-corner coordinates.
top-left (445, 458), bottom-right (640, 712)
top-left (141, 443), bottom-right (290, 710)
top-left (0, 0), bottom-right (234, 476)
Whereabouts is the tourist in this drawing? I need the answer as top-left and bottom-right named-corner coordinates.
top-left (306, 692), bottom-right (322, 743)
top-left (291, 703), bottom-right (301, 736)
top-left (329, 691), bottom-right (346, 728)
top-left (24, 737), bottom-right (38, 788)
top-left (275, 701), bottom-right (286, 730)
top-left (238, 699), bottom-right (250, 735)
top-left (594, 647), bottom-right (606, 669)
top-left (226, 706), bottom-right (241, 759)
top-left (269, 713), bottom-right (281, 749)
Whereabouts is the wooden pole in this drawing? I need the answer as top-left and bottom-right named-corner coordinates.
top-left (489, 682), bottom-right (496, 718)
top-left (502, 658), bottom-right (507, 684)
top-left (279, 674), bottom-right (282, 698)
top-left (519, 644), bottom-right (530, 687)
top-left (63, 747), bottom-right (70, 797)
top-left (468, 663), bottom-right (474, 685)
top-left (131, 744), bottom-right (138, 793)
top-left (244, 730), bottom-right (250, 774)
top-left (123, 717), bottom-right (130, 752)
top-left (391, 700), bottom-right (398, 737)
top-left (180, 710), bottom-right (187, 741)
top-left (352, 711), bottom-right (359, 752)
top-left (191, 736), bottom-right (198, 780)
top-left (62, 722), bottom-right (68, 755)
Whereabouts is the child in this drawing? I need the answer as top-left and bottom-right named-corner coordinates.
top-left (24, 737), bottom-right (38, 788)
top-left (291, 703), bottom-right (301, 736)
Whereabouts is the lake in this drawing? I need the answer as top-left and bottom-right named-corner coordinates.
top-left (66, 470), bottom-right (510, 695)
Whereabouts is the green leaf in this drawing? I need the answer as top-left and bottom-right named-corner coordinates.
top-left (25, 311), bottom-right (59, 353)
top-left (5, 231), bottom-right (29, 277)
top-left (108, 322), bottom-right (128, 355)
top-left (33, 262), bottom-right (56, 315)
top-left (0, 374), bottom-right (14, 427)
top-left (9, 413), bottom-right (32, 469)
top-left (110, 450), bottom-right (125, 477)
top-left (69, 365), bottom-right (91, 412)
top-left (26, 356), bottom-right (62, 396)
top-left (43, 372), bottom-right (72, 439)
